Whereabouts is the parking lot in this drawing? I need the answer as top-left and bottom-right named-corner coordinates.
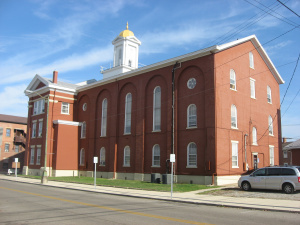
top-left (203, 186), bottom-right (300, 201)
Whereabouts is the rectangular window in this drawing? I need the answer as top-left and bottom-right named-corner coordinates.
top-left (283, 151), bottom-right (288, 158)
top-left (81, 122), bottom-right (86, 139)
top-left (6, 128), bottom-right (11, 137)
top-left (231, 141), bottom-right (239, 168)
top-left (36, 147), bottom-right (41, 165)
top-left (61, 102), bottom-right (69, 114)
top-left (250, 78), bottom-right (255, 99)
top-left (32, 122), bottom-right (37, 138)
top-left (269, 145), bottom-right (274, 166)
top-left (38, 120), bottom-right (43, 137)
top-left (33, 99), bottom-right (45, 115)
top-left (30, 147), bottom-right (35, 165)
top-left (5, 143), bottom-right (10, 152)
top-left (267, 86), bottom-right (272, 104)
top-left (124, 93), bottom-right (132, 134)
top-left (15, 145), bottom-right (19, 153)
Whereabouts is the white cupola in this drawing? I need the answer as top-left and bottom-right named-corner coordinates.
top-left (102, 22), bottom-right (141, 79)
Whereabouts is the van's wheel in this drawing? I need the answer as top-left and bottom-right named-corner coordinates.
top-left (283, 183), bottom-right (294, 194)
top-left (242, 181), bottom-right (251, 191)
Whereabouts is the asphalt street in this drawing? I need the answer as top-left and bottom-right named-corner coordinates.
top-left (0, 180), bottom-right (299, 225)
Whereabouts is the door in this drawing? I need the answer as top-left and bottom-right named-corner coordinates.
top-left (249, 168), bottom-right (266, 189)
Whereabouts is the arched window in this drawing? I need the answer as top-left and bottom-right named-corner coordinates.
top-left (124, 93), bottom-right (132, 134)
top-left (100, 147), bottom-right (105, 166)
top-left (124, 146), bottom-right (130, 167)
top-left (268, 116), bottom-right (273, 135)
top-left (153, 86), bottom-right (161, 131)
top-left (249, 51), bottom-right (254, 69)
top-left (252, 127), bottom-right (257, 145)
top-left (187, 142), bottom-right (197, 167)
top-left (187, 104), bottom-right (197, 128)
top-left (81, 121), bottom-right (86, 138)
top-left (230, 69), bottom-right (236, 90)
top-left (80, 148), bottom-right (85, 166)
top-left (231, 105), bottom-right (237, 129)
top-left (267, 86), bottom-right (272, 103)
top-left (152, 145), bottom-right (160, 167)
top-left (101, 98), bottom-right (108, 137)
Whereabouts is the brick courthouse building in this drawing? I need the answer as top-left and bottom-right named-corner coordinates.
top-left (23, 25), bottom-right (284, 185)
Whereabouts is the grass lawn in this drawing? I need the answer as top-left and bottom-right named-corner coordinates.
top-left (20, 175), bottom-right (218, 192)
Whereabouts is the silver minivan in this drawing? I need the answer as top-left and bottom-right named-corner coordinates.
top-left (238, 166), bottom-right (300, 194)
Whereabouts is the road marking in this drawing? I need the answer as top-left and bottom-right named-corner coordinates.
top-left (0, 186), bottom-right (214, 225)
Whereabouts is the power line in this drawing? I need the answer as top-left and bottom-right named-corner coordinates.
top-left (277, 0), bottom-right (300, 17)
top-left (282, 88), bottom-right (300, 117)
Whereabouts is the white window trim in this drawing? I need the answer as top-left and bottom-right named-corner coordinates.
top-left (36, 147), bottom-right (41, 165)
top-left (187, 104), bottom-right (197, 128)
top-left (61, 102), bottom-right (70, 114)
top-left (38, 119), bottom-right (43, 138)
top-left (187, 142), bottom-right (197, 168)
top-left (32, 122), bottom-right (37, 138)
top-left (267, 86), bottom-right (272, 104)
top-left (30, 147), bottom-right (35, 165)
top-left (99, 147), bottom-right (106, 166)
top-left (269, 145), bottom-right (275, 166)
top-left (80, 148), bottom-right (85, 166)
top-left (252, 127), bottom-right (257, 145)
top-left (123, 146), bottom-right (130, 167)
top-left (249, 51), bottom-right (254, 69)
top-left (101, 98), bottom-right (108, 137)
top-left (231, 140), bottom-right (239, 168)
top-left (124, 93), bottom-right (132, 134)
top-left (81, 122), bottom-right (86, 139)
top-left (250, 78), bottom-right (256, 99)
top-left (230, 69), bottom-right (236, 91)
top-left (268, 116), bottom-right (274, 136)
top-left (231, 105), bottom-right (238, 129)
top-left (152, 144), bottom-right (160, 167)
top-left (153, 86), bottom-right (161, 132)
top-left (283, 150), bottom-right (288, 159)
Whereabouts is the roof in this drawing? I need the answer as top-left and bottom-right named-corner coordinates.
top-left (79, 35), bottom-right (284, 92)
top-left (0, 114), bottom-right (27, 125)
top-left (283, 139), bottom-right (300, 151)
top-left (119, 22), bottom-right (134, 37)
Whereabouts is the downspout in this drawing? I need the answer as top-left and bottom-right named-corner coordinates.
top-left (244, 133), bottom-right (248, 171)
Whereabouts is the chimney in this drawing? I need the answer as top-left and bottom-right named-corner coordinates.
top-left (53, 71), bottom-right (58, 84)
top-left (283, 138), bottom-right (287, 143)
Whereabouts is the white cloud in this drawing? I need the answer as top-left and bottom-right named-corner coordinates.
top-left (0, 84), bottom-right (28, 117)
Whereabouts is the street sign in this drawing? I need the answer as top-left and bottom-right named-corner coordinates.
top-left (94, 157), bottom-right (98, 163)
top-left (170, 154), bottom-right (175, 162)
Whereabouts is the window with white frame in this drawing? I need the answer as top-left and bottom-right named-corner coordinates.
top-left (252, 127), bottom-right (257, 145)
top-left (268, 116), bottom-right (273, 135)
top-left (100, 147), bottom-right (106, 166)
top-left (124, 93), bottom-right (132, 134)
top-left (38, 120), bottom-right (43, 137)
top-left (231, 105), bottom-right (237, 129)
top-left (5, 143), bottom-right (9, 152)
top-left (15, 145), bottom-right (19, 153)
top-left (30, 147), bottom-right (35, 165)
top-left (153, 86), bottom-right (161, 131)
top-left (61, 102), bottom-right (69, 114)
top-left (249, 51), bottom-right (254, 69)
top-left (187, 142), bottom-right (197, 167)
top-left (80, 148), bottom-right (85, 166)
top-left (32, 122), bottom-right (37, 138)
top-left (267, 86), bottom-right (272, 103)
top-left (123, 146), bottom-right (130, 167)
top-left (101, 99), bottom-right (108, 137)
top-left (81, 122), bottom-right (86, 138)
top-left (230, 69), bottom-right (236, 90)
top-left (33, 99), bottom-right (45, 115)
top-left (283, 150), bottom-right (288, 158)
top-left (250, 78), bottom-right (255, 99)
top-left (269, 145), bottom-right (274, 166)
top-left (187, 104), bottom-right (197, 128)
top-left (36, 147), bottom-right (41, 165)
top-left (231, 141), bottom-right (239, 168)
top-left (6, 128), bottom-right (11, 137)
top-left (152, 144), bottom-right (160, 167)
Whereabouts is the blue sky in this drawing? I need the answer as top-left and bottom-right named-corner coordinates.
top-left (0, 0), bottom-right (299, 141)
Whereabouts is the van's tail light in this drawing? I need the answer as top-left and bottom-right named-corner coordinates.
top-left (298, 177), bottom-right (300, 183)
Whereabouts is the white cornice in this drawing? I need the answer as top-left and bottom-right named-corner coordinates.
top-left (53, 120), bottom-right (81, 126)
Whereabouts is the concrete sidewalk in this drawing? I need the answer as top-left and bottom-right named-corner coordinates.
top-left (1, 175), bottom-right (299, 213)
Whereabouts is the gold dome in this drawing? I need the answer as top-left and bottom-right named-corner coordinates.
top-left (119, 22), bottom-right (134, 37)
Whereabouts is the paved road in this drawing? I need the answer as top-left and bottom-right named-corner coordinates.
top-left (0, 180), bottom-right (299, 225)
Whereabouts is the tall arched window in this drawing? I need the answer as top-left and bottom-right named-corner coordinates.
top-left (80, 148), bottom-right (85, 166)
top-left (124, 146), bottom-right (130, 166)
top-left (100, 147), bottom-right (105, 166)
top-left (187, 104), bottom-right (197, 128)
top-left (101, 98), bottom-right (108, 137)
top-left (252, 127), bottom-right (257, 145)
top-left (230, 69), bottom-right (236, 90)
top-left (152, 144), bottom-right (160, 167)
top-left (153, 86), bottom-right (161, 131)
top-left (268, 116), bottom-right (273, 135)
top-left (124, 93), bottom-right (132, 134)
top-left (187, 142), bottom-right (197, 167)
top-left (249, 51), bottom-right (254, 69)
top-left (81, 121), bottom-right (86, 138)
top-left (267, 86), bottom-right (272, 103)
top-left (231, 105), bottom-right (237, 129)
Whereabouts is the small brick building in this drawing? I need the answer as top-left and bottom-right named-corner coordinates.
top-left (23, 26), bottom-right (284, 185)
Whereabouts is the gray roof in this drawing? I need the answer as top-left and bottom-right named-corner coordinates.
top-left (283, 139), bottom-right (300, 151)
top-left (0, 114), bottom-right (27, 124)
top-left (44, 77), bottom-right (80, 90)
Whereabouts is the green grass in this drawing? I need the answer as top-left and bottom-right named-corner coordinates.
top-left (20, 175), bottom-right (218, 192)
